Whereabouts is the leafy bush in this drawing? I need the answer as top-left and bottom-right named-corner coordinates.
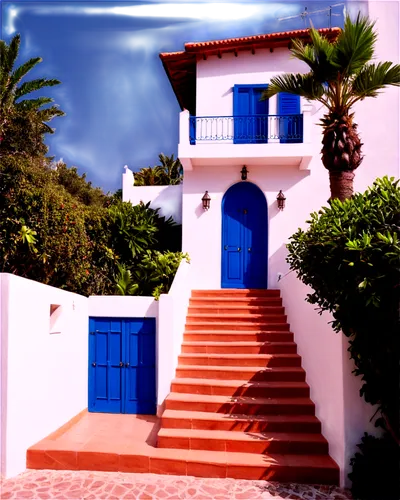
top-left (286, 177), bottom-right (400, 494)
top-left (348, 432), bottom-right (400, 499)
top-left (0, 155), bottom-right (184, 297)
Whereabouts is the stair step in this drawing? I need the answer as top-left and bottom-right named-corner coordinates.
top-left (185, 322), bottom-right (290, 332)
top-left (187, 314), bottom-right (287, 323)
top-left (192, 289), bottom-right (281, 298)
top-left (157, 428), bottom-right (329, 455)
top-left (176, 365), bottom-right (305, 381)
top-left (165, 393), bottom-right (315, 415)
top-left (171, 378), bottom-right (310, 397)
top-left (178, 353), bottom-right (301, 367)
top-left (182, 341), bottom-right (297, 354)
top-left (190, 297), bottom-right (283, 307)
top-left (184, 331), bottom-right (294, 342)
top-left (188, 305), bottom-right (285, 315)
top-left (161, 409), bottom-right (322, 433)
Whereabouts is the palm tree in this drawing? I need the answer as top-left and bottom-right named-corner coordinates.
top-left (134, 166), bottom-right (163, 186)
top-left (262, 14), bottom-right (400, 200)
top-left (134, 154), bottom-right (183, 186)
top-left (156, 153), bottom-right (183, 185)
top-left (0, 34), bottom-right (65, 154)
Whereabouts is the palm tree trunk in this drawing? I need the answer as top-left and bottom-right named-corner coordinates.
top-left (329, 170), bottom-right (355, 201)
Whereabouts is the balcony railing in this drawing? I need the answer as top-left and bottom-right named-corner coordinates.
top-left (189, 114), bottom-right (303, 145)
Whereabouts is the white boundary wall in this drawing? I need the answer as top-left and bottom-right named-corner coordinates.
top-left (0, 273), bottom-right (89, 479)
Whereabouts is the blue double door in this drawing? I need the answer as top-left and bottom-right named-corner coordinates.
top-left (88, 318), bottom-right (156, 415)
top-left (222, 182), bottom-right (268, 289)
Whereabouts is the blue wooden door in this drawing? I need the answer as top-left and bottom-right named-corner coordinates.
top-left (278, 92), bottom-right (303, 143)
top-left (222, 182), bottom-right (268, 289)
top-left (233, 85), bottom-right (269, 143)
top-left (89, 318), bottom-right (156, 415)
top-left (125, 319), bottom-right (156, 414)
top-left (88, 318), bottom-right (124, 413)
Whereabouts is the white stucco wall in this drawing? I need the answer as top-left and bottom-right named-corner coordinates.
top-left (0, 274), bottom-right (89, 479)
top-left (122, 166), bottom-right (183, 224)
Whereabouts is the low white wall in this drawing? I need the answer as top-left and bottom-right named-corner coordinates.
top-left (158, 259), bottom-right (191, 413)
top-left (279, 271), bottom-right (379, 488)
top-left (122, 166), bottom-right (183, 224)
top-left (0, 273), bottom-right (88, 479)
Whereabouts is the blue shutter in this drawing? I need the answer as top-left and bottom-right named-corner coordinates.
top-left (189, 114), bottom-right (196, 145)
top-left (278, 93), bottom-right (303, 143)
top-left (233, 86), bottom-right (251, 144)
top-left (252, 87), bottom-right (268, 143)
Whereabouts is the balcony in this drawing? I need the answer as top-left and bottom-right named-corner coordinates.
top-left (189, 115), bottom-right (303, 145)
top-left (178, 108), bottom-right (314, 171)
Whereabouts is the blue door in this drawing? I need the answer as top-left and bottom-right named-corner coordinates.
top-left (221, 182), bottom-right (268, 289)
top-left (88, 317), bottom-right (156, 415)
top-left (233, 84), bottom-right (269, 144)
top-left (278, 92), bottom-right (303, 143)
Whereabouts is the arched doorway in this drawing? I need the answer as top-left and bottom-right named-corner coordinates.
top-left (221, 182), bottom-right (268, 289)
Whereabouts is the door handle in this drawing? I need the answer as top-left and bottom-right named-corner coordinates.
top-left (92, 362), bottom-right (96, 367)
top-left (224, 245), bottom-right (228, 250)
top-left (125, 363), bottom-right (130, 368)
top-left (119, 362), bottom-right (124, 367)
top-left (238, 247), bottom-right (241, 252)
top-left (248, 248), bottom-right (252, 252)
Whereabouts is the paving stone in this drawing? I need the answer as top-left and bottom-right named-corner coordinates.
top-left (1, 469), bottom-right (353, 499)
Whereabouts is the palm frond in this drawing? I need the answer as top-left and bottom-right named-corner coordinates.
top-left (15, 78), bottom-right (61, 100)
top-left (261, 73), bottom-right (326, 103)
top-left (290, 38), bottom-right (317, 71)
top-left (350, 62), bottom-right (400, 101)
top-left (36, 106), bottom-right (65, 122)
top-left (15, 96), bottom-right (54, 111)
top-left (333, 13), bottom-right (377, 76)
top-left (9, 57), bottom-right (42, 88)
top-left (2, 34), bottom-right (20, 76)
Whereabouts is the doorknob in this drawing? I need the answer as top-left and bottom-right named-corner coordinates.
top-left (119, 362), bottom-right (124, 367)
top-left (224, 245), bottom-right (228, 250)
top-left (238, 247), bottom-right (241, 252)
top-left (125, 363), bottom-right (130, 368)
top-left (92, 362), bottom-right (96, 367)
top-left (248, 248), bottom-right (252, 252)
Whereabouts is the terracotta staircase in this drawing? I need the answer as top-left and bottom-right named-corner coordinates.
top-left (157, 289), bottom-right (339, 484)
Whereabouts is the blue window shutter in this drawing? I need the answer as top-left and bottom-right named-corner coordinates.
top-left (278, 93), bottom-right (302, 143)
top-left (189, 114), bottom-right (196, 145)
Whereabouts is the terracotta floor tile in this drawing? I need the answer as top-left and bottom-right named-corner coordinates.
top-left (77, 451), bottom-right (119, 472)
top-left (119, 453), bottom-right (150, 473)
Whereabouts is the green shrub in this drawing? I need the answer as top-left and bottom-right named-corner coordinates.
top-left (286, 176), bottom-right (400, 495)
top-left (0, 155), bottom-right (185, 298)
top-left (348, 432), bottom-right (400, 499)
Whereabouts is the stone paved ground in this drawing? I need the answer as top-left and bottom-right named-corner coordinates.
top-left (1, 470), bottom-right (352, 499)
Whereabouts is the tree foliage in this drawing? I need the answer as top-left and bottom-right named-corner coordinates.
top-left (0, 155), bottom-right (184, 297)
top-left (0, 34), bottom-right (65, 157)
top-left (286, 176), bottom-right (400, 495)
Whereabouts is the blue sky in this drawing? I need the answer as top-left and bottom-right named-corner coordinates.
top-left (1, 0), bottom-right (366, 193)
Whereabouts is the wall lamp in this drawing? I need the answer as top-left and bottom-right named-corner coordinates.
top-left (277, 190), bottom-right (286, 211)
top-left (241, 166), bottom-right (248, 181)
top-left (202, 191), bottom-right (211, 210)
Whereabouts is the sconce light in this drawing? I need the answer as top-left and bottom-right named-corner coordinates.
top-left (202, 191), bottom-right (211, 210)
top-left (277, 190), bottom-right (286, 210)
top-left (241, 166), bottom-right (248, 181)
